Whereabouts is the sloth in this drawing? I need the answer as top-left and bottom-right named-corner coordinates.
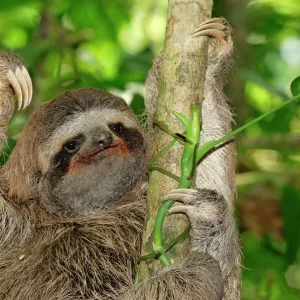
top-left (0, 18), bottom-right (240, 300)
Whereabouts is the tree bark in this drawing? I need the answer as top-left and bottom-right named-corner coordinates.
top-left (138, 0), bottom-right (213, 280)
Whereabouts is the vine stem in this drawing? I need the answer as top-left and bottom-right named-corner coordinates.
top-left (154, 120), bottom-right (192, 145)
top-left (139, 225), bottom-right (191, 262)
top-left (147, 136), bottom-right (181, 182)
top-left (143, 93), bottom-right (300, 267)
top-left (196, 93), bottom-right (300, 163)
top-left (147, 165), bottom-right (180, 182)
top-left (152, 104), bottom-right (200, 266)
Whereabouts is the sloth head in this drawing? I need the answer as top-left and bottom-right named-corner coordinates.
top-left (4, 88), bottom-right (148, 216)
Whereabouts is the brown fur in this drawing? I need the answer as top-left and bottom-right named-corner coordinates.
top-left (0, 17), bottom-right (240, 300)
top-left (0, 192), bottom-right (145, 300)
top-left (196, 20), bottom-right (241, 299)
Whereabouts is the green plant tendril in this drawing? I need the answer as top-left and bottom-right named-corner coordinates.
top-left (143, 92), bottom-right (300, 267)
top-left (152, 104), bottom-right (200, 266)
top-left (154, 120), bottom-right (193, 145)
top-left (147, 131), bottom-right (188, 181)
top-left (147, 165), bottom-right (180, 182)
top-left (164, 92), bottom-right (300, 256)
top-left (139, 225), bottom-right (191, 262)
top-left (196, 93), bottom-right (300, 163)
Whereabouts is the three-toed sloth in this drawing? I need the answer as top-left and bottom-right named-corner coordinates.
top-left (0, 18), bottom-right (240, 300)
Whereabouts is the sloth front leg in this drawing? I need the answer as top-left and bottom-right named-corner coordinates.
top-left (0, 51), bottom-right (32, 151)
top-left (192, 18), bottom-right (241, 300)
top-left (163, 188), bottom-right (234, 261)
top-left (194, 18), bottom-right (235, 206)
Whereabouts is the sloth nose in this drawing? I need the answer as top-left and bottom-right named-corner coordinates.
top-left (93, 131), bottom-right (113, 148)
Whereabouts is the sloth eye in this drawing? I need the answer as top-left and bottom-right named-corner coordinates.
top-left (64, 140), bottom-right (79, 154)
top-left (110, 122), bottom-right (123, 134)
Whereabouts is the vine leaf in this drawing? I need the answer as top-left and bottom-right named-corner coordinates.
top-left (291, 76), bottom-right (300, 97)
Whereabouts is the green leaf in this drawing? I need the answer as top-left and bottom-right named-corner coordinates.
top-left (290, 77), bottom-right (300, 97)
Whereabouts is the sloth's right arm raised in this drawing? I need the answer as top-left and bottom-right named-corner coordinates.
top-left (0, 52), bottom-right (32, 247)
top-left (0, 51), bottom-right (32, 151)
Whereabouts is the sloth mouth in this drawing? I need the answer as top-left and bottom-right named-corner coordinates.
top-left (74, 142), bottom-right (129, 166)
top-left (78, 143), bottom-right (121, 162)
top-left (88, 143), bottom-right (120, 157)
top-left (67, 141), bottom-right (130, 174)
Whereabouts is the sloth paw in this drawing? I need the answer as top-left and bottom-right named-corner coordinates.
top-left (162, 188), bottom-right (227, 224)
top-left (192, 17), bottom-right (234, 82)
top-left (0, 51), bottom-right (32, 110)
top-left (192, 17), bottom-right (231, 40)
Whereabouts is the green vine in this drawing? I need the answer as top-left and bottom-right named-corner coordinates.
top-left (142, 91), bottom-right (300, 267)
top-left (152, 104), bottom-right (200, 266)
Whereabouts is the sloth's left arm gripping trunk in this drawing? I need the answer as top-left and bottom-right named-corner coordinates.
top-left (194, 24), bottom-right (241, 299)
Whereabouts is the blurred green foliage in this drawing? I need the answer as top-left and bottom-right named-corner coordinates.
top-left (1, 0), bottom-right (300, 298)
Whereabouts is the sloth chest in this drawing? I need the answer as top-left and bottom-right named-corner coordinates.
top-left (0, 224), bottom-right (141, 300)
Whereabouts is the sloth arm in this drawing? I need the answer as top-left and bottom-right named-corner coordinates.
top-left (0, 52), bottom-right (32, 246)
top-left (0, 51), bottom-right (32, 152)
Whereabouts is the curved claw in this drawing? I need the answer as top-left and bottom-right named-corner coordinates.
top-left (162, 188), bottom-right (198, 203)
top-left (168, 205), bottom-right (191, 215)
top-left (7, 66), bottom-right (33, 110)
top-left (22, 66), bottom-right (33, 106)
top-left (196, 17), bottom-right (226, 27)
top-left (7, 69), bottom-right (22, 110)
top-left (192, 23), bottom-right (226, 35)
top-left (192, 17), bottom-right (228, 40)
top-left (15, 67), bottom-right (29, 110)
top-left (192, 29), bottom-right (226, 39)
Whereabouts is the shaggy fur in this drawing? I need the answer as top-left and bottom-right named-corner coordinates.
top-left (0, 18), bottom-right (240, 300)
top-left (195, 21), bottom-right (241, 299)
top-left (0, 192), bottom-right (145, 300)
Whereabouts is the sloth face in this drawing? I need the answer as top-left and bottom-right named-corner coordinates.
top-left (49, 109), bottom-right (145, 181)
top-left (27, 88), bottom-right (148, 216)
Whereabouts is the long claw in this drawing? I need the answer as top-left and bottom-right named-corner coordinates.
top-left (168, 205), bottom-right (190, 215)
top-left (192, 23), bottom-right (225, 35)
top-left (192, 29), bottom-right (226, 39)
top-left (22, 66), bottom-right (33, 105)
top-left (168, 188), bottom-right (198, 195)
top-left (163, 193), bottom-right (195, 203)
top-left (196, 17), bottom-right (225, 27)
top-left (15, 67), bottom-right (29, 110)
top-left (162, 189), bottom-right (198, 203)
top-left (7, 69), bottom-right (22, 110)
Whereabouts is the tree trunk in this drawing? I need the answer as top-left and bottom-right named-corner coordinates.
top-left (137, 0), bottom-right (213, 280)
